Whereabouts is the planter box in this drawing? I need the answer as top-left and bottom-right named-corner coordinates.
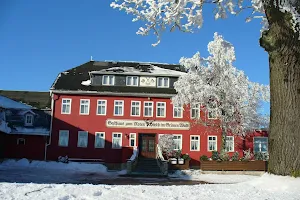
top-left (170, 158), bottom-right (177, 165)
top-left (169, 160), bottom-right (190, 170)
top-left (200, 160), bottom-right (268, 171)
top-left (178, 159), bottom-right (184, 165)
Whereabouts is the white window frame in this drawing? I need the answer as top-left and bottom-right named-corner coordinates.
top-left (17, 138), bottom-right (25, 145)
top-left (114, 100), bottom-right (124, 116)
top-left (130, 101), bottom-right (141, 117)
top-left (208, 136), bottom-right (217, 151)
top-left (129, 133), bottom-right (136, 147)
top-left (191, 104), bottom-right (200, 119)
top-left (190, 135), bottom-right (200, 151)
top-left (58, 130), bottom-right (69, 147)
top-left (143, 101), bottom-right (153, 117)
top-left (102, 75), bottom-right (115, 86)
top-left (173, 104), bottom-right (183, 118)
top-left (79, 99), bottom-right (90, 115)
top-left (225, 136), bottom-right (235, 152)
top-left (77, 131), bottom-right (88, 148)
top-left (96, 100), bottom-right (107, 115)
top-left (126, 76), bottom-right (139, 86)
top-left (156, 102), bottom-right (166, 118)
top-left (112, 132), bottom-right (122, 149)
top-left (173, 134), bottom-right (182, 150)
top-left (61, 98), bottom-right (72, 114)
top-left (95, 132), bottom-right (105, 148)
top-left (25, 114), bottom-right (34, 126)
top-left (253, 137), bottom-right (268, 153)
top-left (157, 77), bottom-right (169, 88)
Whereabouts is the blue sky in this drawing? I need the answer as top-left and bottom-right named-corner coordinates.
top-left (0, 1), bottom-right (269, 113)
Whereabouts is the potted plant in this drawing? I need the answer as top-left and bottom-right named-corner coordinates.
top-left (170, 157), bottom-right (177, 164)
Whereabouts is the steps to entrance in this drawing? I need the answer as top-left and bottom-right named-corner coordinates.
top-left (128, 158), bottom-right (167, 177)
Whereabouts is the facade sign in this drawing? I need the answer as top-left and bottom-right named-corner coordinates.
top-left (106, 119), bottom-right (190, 130)
top-left (140, 76), bottom-right (156, 87)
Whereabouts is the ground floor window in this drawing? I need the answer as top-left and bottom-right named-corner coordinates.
top-left (78, 131), bottom-right (88, 148)
top-left (225, 136), bottom-right (234, 152)
top-left (173, 135), bottom-right (182, 150)
top-left (17, 138), bottom-right (25, 145)
top-left (190, 135), bottom-right (200, 151)
top-left (254, 137), bottom-right (268, 153)
top-left (208, 136), bottom-right (217, 151)
top-left (129, 133), bottom-right (136, 147)
top-left (112, 133), bottom-right (122, 149)
top-left (95, 132), bottom-right (105, 148)
top-left (59, 130), bottom-right (69, 147)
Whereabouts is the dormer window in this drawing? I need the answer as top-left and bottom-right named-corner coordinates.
top-left (126, 76), bottom-right (139, 86)
top-left (102, 75), bottom-right (115, 85)
top-left (25, 114), bottom-right (34, 126)
top-left (157, 77), bottom-right (169, 88)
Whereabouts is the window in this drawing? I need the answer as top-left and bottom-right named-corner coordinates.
top-left (114, 100), bottom-right (124, 116)
top-left (95, 132), bottom-right (105, 148)
top-left (59, 130), bottom-right (69, 147)
top-left (173, 135), bottom-right (182, 150)
top-left (61, 98), bottom-right (71, 114)
top-left (190, 135), bottom-right (200, 151)
top-left (17, 138), bottom-right (25, 145)
top-left (131, 101), bottom-right (140, 116)
top-left (173, 104), bottom-right (183, 118)
top-left (208, 136), bottom-right (217, 151)
top-left (97, 100), bottom-right (107, 115)
top-left (112, 133), bottom-right (122, 149)
top-left (156, 102), bottom-right (166, 117)
top-left (254, 137), bottom-right (268, 153)
top-left (126, 76), bottom-right (139, 86)
top-left (157, 77), bottom-right (169, 88)
top-left (77, 131), bottom-right (88, 148)
top-left (144, 101), bottom-right (153, 117)
top-left (102, 75), bottom-right (115, 85)
top-left (191, 104), bottom-right (200, 119)
top-left (25, 114), bottom-right (34, 126)
top-left (208, 102), bottom-right (217, 119)
top-left (225, 136), bottom-right (234, 152)
top-left (80, 99), bottom-right (90, 115)
top-left (129, 133), bottom-right (136, 147)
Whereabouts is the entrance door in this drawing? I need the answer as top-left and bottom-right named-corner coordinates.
top-left (139, 134), bottom-right (156, 158)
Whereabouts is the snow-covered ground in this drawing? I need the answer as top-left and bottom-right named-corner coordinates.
top-left (0, 159), bottom-right (299, 200)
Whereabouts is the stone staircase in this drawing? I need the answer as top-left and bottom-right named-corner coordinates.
top-left (129, 158), bottom-right (167, 177)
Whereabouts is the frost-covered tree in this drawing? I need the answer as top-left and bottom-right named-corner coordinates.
top-left (172, 33), bottom-right (269, 149)
top-left (111, 0), bottom-right (300, 176)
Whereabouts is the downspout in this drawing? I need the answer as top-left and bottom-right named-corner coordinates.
top-left (44, 91), bottom-right (55, 160)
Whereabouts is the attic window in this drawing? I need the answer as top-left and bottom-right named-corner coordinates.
top-left (25, 114), bottom-right (34, 126)
top-left (102, 75), bottom-right (115, 86)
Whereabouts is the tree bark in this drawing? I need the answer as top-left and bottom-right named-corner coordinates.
top-left (260, 2), bottom-right (300, 176)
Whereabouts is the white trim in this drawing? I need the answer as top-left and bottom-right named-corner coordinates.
top-left (225, 136), bottom-right (235, 152)
top-left (129, 133), bottom-right (136, 147)
top-left (24, 114), bottom-right (34, 126)
top-left (79, 99), bottom-right (90, 115)
top-left (157, 77), bottom-right (170, 88)
top-left (156, 102), bottom-right (166, 118)
top-left (96, 100), bottom-right (107, 116)
top-left (77, 131), bottom-right (88, 148)
top-left (58, 130), bottom-right (69, 147)
top-left (61, 98), bottom-right (72, 114)
top-left (17, 138), bottom-right (25, 145)
top-left (102, 75), bottom-right (115, 86)
top-left (173, 134), bottom-right (182, 150)
top-left (112, 132), bottom-right (122, 149)
top-left (114, 100), bottom-right (124, 116)
top-left (190, 135), bottom-right (200, 151)
top-left (207, 135), bottom-right (217, 151)
top-left (126, 76), bottom-right (139, 86)
top-left (173, 104), bottom-right (183, 118)
top-left (95, 132), bottom-right (105, 148)
top-left (130, 101), bottom-right (141, 117)
top-left (143, 101), bottom-right (153, 117)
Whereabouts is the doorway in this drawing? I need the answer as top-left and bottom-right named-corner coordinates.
top-left (138, 133), bottom-right (156, 158)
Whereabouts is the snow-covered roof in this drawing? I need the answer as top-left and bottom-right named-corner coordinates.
top-left (10, 127), bottom-right (49, 136)
top-left (0, 95), bottom-right (32, 109)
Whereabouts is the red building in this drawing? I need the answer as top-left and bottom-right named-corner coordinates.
top-left (45, 61), bottom-right (268, 169)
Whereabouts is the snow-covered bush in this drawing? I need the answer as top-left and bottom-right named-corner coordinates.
top-left (211, 151), bottom-right (220, 161)
top-left (219, 150), bottom-right (230, 161)
top-left (231, 152), bottom-right (240, 161)
top-left (241, 149), bottom-right (253, 161)
top-left (200, 155), bottom-right (209, 161)
top-left (254, 152), bottom-right (269, 161)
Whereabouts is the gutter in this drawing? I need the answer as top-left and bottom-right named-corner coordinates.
top-left (44, 91), bottom-right (55, 160)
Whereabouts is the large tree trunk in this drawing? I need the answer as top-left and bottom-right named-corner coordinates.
top-left (260, 2), bottom-right (300, 176)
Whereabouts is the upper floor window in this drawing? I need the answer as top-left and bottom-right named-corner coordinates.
top-left (126, 76), bottom-right (139, 86)
top-left (191, 103), bottom-right (200, 119)
top-left (102, 75), bottom-right (115, 86)
top-left (173, 104), bottom-right (183, 118)
top-left (225, 136), bottom-right (234, 152)
top-left (97, 100), bottom-right (107, 115)
top-left (156, 102), bottom-right (166, 117)
top-left (114, 100), bottom-right (124, 116)
top-left (131, 101), bottom-right (141, 116)
top-left (208, 102), bottom-right (217, 119)
top-left (61, 98), bottom-right (71, 114)
top-left (208, 136), bottom-right (217, 151)
top-left (254, 137), bottom-right (268, 153)
top-left (25, 114), bottom-right (34, 126)
top-left (144, 101), bottom-right (153, 117)
top-left (80, 99), bottom-right (90, 115)
top-left (157, 77), bottom-right (169, 88)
